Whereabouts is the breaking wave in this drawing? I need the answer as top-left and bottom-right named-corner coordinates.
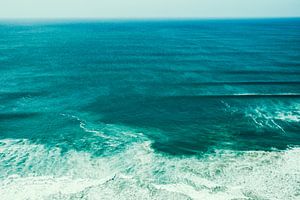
top-left (1, 138), bottom-right (300, 200)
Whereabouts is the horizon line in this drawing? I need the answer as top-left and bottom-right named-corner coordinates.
top-left (1, 16), bottom-right (300, 21)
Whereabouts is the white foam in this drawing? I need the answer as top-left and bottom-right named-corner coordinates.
top-left (276, 112), bottom-right (300, 123)
top-left (153, 183), bottom-right (244, 200)
top-left (245, 102), bottom-right (300, 133)
top-left (0, 175), bottom-right (113, 200)
top-left (0, 139), bottom-right (300, 200)
top-left (60, 113), bottom-right (111, 139)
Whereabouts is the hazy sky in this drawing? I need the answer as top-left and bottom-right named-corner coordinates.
top-left (0, 0), bottom-right (300, 19)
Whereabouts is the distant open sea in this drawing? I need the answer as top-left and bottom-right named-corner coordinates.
top-left (0, 19), bottom-right (300, 199)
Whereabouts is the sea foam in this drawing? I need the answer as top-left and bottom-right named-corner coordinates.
top-left (0, 139), bottom-right (299, 200)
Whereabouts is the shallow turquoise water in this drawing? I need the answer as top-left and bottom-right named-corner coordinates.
top-left (0, 19), bottom-right (300, 199)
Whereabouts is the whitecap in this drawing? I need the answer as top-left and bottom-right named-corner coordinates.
top-left (0, 139), bottom-right (300, 200)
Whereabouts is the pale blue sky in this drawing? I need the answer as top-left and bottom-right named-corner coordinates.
top-left (0, 0), bottom-right (299, 18)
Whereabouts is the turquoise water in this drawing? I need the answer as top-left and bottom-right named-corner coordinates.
top-left (1, 19), bottom-right (300, 199)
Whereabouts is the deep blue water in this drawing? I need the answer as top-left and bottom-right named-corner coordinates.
top-left (1, 19), bottom-right (300, 199)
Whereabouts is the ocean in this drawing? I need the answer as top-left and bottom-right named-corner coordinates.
top-left (0, 19), bottom-right (300, 199)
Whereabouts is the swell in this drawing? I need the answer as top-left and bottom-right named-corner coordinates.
top-left (75, 67), bottom-right (300, 75)
top-left (165, 93), bottom-right (300, 99)
top-left (0, 91), bottom-right (47, 102)
top-left (120, 81), bottom-right (300, 87)
top-left (0, 112), bottom-right (40, 121)
top-left (176, 81), bottom-right (300, 86)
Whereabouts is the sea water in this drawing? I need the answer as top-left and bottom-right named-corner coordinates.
top-left (0, 19), bottom-right (300, 199)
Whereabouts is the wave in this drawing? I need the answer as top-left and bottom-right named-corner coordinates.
top-left (220, 99), bottom-right (300, 134)
top-left (59, 113), bottom-right (146, 153)
top-left (0, 91), bottom-right (47, 102)
top-left (247, 108), bottom-right (286, 133)
top-left (0, 112), bottom-right (40, 121)
top-left (276, 112), bottom-right (300, 123)
top-left (177, 81), bottom-right (300, 86)
top-left (121, 81), bottom-right (300, 88)
top-left (69, 66), bottom-right (300, 76)
top-left (60, 113), bottom-right (110, 139)
top-left (0, 139), bottom-right (299, 200)
top-left (169, 93), bottom-right (300, 99)
top-left (243, 101), bottom-right (300, 133)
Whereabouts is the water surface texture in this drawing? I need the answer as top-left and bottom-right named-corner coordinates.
top-left (1, 19), bottom-right (300, 199)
